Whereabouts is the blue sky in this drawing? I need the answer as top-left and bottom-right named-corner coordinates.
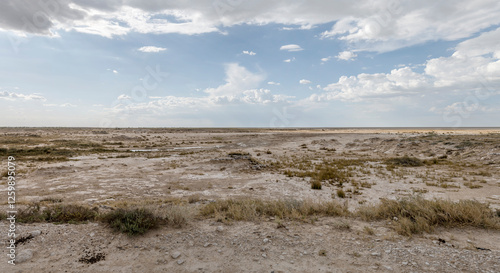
top-left (1, 0), bottom-right (500, 127)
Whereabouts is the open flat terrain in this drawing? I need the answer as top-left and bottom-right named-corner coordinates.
top-left (1, 128), bottom-right (500, 272)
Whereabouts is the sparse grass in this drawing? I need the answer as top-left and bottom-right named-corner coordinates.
top-left (385, 156), bottom-right (424, 167)
top-left (357, 196), bottom-right (500, 236)
top-left (101, 208), bottom-right (160, 235)
top-left (43, 204), bottom-right (97, 224)
top-left (311, 180), bottom-right (322, 190)
top-left (199, 198), bottom-right (349, 222)
top-left (16, 203), bottom-right (96, 223)
top-left (363, 226), bottom-right (375, 235)
top-left (464, 182), bottom-right (483, 189)
top-left (188, 194), bottom-right (201, 203)
top-left (337, 189), bottom-right (346, 198)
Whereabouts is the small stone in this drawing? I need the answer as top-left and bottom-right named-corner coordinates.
top-left (90, 232), bottom-right (95, 237)
top-left (385, 249), bottom-right (391, 254)
top-left (262, 253), bottom-right (267, 258)
top-left (279, 255), bottom-right (285, 260)
top-left (383, 266), bottom-right (393, 271)
top-left (31, 230), bottom-right (41, 237)
top-left (17, 249), bottom-right (34, 263)
top-left (171, 251), bottom-right (181, 259)
top-left (371, 252), bottom-right (381, 256)
top-left (263, 238), bottom-right (270, 243)
top-left (216, 226), bottom-right (224, 232)
top-left (203, 243), bottom-right (211, 248)
top-left (177, 259), bottom-right (185, 265)
top-left (402, 261), bottom-right (409, 266)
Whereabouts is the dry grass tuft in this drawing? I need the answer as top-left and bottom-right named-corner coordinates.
top-left (357, 196), bottom-right (500, 236)
top-left (200, 198), bottom-right (349, 222)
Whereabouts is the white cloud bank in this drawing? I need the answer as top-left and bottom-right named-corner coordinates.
top-left (1, 1), bottom-right (499, 53)
top-left (309, 26), bottom-right (500, 102)
top-left (0, 90), bottom-right (46, 101)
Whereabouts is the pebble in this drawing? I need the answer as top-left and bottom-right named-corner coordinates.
top-left (204, 243), bottom-right (211, 248)
top-left (17, 249), bottom-right (34, 263)
top-left (216, 226), bottom-right (224, 232)
top-left (177, 259), bottom-right (185, 265)
top-left (371, 252), bottom-right (381, 256)
top-left (171, 251), bottom-right (181, 259)
top-left (263, 238), bottom-right (270, 243)
top-left (31, 230), bottom-right (42, 237)
top-left (262, 253), bottom-right (267, 258)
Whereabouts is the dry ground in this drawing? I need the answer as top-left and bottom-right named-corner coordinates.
top-left (1, 128), bottom-right (500, 272)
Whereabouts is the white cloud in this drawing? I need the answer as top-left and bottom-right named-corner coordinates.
top-left (204, 63), bottom-right (265, 97)
top-left (280, 44), bottom-right (303, 52)
top-left (300, 79), bottom-right (312, 85)
top-left (0, 90), bottom-right (46, 101)
top-left (321, 56), bottom-right (332, 63)
top-left (138, 46), bottom-right (167, 53)
top-left (242, 50), bottom-right (256, 56)
top-left (336, 51), bottom-right (357, 61)
top-left (267, 81), bottom-right (280, 85)
top-left (283, 57), bottom-right (296, 63)
top-left (113, 70), bottom-right (118, 74)
top-left (0, 0), bottom-right (498, 56)
top-left (308, 26), bottom-right (500, 103)
top-left (117, 94), bottom-right (132, 100)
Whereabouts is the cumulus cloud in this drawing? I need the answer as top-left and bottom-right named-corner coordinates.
top-left (280, 44), bottom-right (303, 52)
top-left (0, 90), bottom-right (46, 101)
top-left (283, 57), bottom-right (295, 63)
top-left (242, 50), bottom-right (256, 56)
top-left (204, 63), bottom-right (265, 97)
top-left (336, 51), bottom-right (357, 61)
top-left (299, 79), bottom-right (311, 85)
top-left (267, 81), bottom-right (280, 85)
top-left (138, 46), bottom-right (167, 53)
top-left (308, 26), bottom-right (500, 102)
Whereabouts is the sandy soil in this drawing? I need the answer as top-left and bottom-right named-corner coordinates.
top-left (1, 128), bottom-right (500, 272)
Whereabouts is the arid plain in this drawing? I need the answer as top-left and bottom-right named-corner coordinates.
top-left (1, 128), bottom-right (500, 272)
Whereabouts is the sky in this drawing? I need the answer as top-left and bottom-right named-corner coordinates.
top-left (1, 0), bottom-right (500, 127)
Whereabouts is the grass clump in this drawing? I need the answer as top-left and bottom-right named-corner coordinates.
top-left (357, 196), bottom-right (500, 236)
top-left (43, 204), bottom-right (97, 223)
top-left (200, 198), bottom-right (349, 222)
top-left (385, 156), bottom-right (424, 167)
top-left (337, 189), bottom-right (346, 198)
top-left (16, 203), bottom-right (96, 223)
top-left (311, 180), bottom-right (322, 190)
top-left (101, 208), bottom-right (160, 235)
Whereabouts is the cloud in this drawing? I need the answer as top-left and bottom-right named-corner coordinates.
top-left (267, 81), bottom-right (280, 85)
top-left (283, 57), bottom-right (295, 63)
top-left (1, 1), bottom-right (499, 55)
top-left (336, 51), bottom-right (357, 61)
top-left (299, 79), bottom-right (311, 85)
top-left (204, 63), bottom-right (265, 97)
top-left (138, 46), bottom-right (167, 53)
top-left (0, 90), bottom-right (46, 101)
top-left (280, 44), bottom-right (303, 52)
top-left (321, 56), bottom-right (332, 63)
top-left (242, 50), bottom-right (256, 56)
top-left (308, 26), bottom-right (500, 102)
top-left (44, 103), bottom-right (77, 107)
